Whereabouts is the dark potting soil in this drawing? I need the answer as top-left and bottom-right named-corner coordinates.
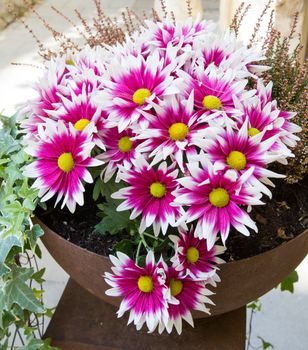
top-left (36, 177), bottom-right (308, 262)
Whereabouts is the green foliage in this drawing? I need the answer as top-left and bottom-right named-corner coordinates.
top-left (257, 336), bottom-right (274, 349)
top-left (0, 117), bottom-right (57, 349)
top-left (95, 201), bottom-right (131, 235)
top-left (279, 271), bottom-right (299, 293)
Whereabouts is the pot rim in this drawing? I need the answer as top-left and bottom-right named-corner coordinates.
top-left (34, 215), bottom-right (308, 266)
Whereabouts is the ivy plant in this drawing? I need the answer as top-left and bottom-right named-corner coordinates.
top-left (0, 116), bottom-right (58, 349)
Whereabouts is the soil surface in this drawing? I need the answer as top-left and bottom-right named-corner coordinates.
top-left (36, 177), bottom-right (308, 262)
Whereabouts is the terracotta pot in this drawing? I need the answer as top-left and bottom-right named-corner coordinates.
top-left (35, 217), bottom-right (308, 318)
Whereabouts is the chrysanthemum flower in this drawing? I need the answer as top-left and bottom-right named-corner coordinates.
top-left (112, 158), bottom-right (184, 236)
top-left (145, 18), bottom-right (214, 51)
top-left (23, 121), bottom-right (102, 213)
top-left (98, 127), bottom-right (140, 182)
top-left (19, 57), bottom-right (69, 138)
top-left (169, 226), bottom-right (225, 280)
top-left (200, 120), bottom-right (284, 195)
top-left (160, 266), bottom-right (213, 335)
top-left (50, 88), bottom-right (106, 149)
top-left (135, 93), bottom-right (206, 171)
top-left (104, 251), bottom-right (168, 332)
top-left (173, 157), bottom-right (263, 248)
top-left (255, 80), bottom-right (301, 154)
top-left (179, 68), bottom-right (250, 123)
top-left (95, 51), bottom-right (180, 131)
top-left (193, 31), bottom-right (268, 79)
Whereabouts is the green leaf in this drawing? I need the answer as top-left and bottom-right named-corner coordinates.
top-left (5, 267), bottom-right (44, 313)
top-left (0, 236), bottom-right (21, 264)
top-left (247, 298), bottom-right (262, 311)
top-left (280, 271), bottom-right (299, 293)
top-left (27, 224), bottom-right (44, 248)
top-left (257, 336), bottom-right (274, 349)
top-left (95, 202), bottom-right (130, 235)
top-left (31, 268), bottom-right (46, 284)
top-left (113, 239), bottom-right (134, 255)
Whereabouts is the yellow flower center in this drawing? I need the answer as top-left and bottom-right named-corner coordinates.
top-left (150, 182), bottom-right (166, 198)
top-left (186, 247), bottom-right (200, 264)
top-left (168, 122), bottom-right (189, 141)
top-left (202, 95), bottom-right (222, 110)
top-left (138, 276), bottom-right (153, 293)
top-left (227, 150), bottom-right (247, 171)
top-left (57, 153), bottom-right (75, 173)
top-left (74, 118), bottom-right (90, 131)
top-left (118, 136), bottom-right (133, 153)
top-left (248, 127), bottom-right (260, 137)
top-left (209, 188), bottom-right (230, 208)
top-left (170, 279), bottom-right (183, 297)
top-left (132, 88), bottom-right (151, 105)
top-left (65, 58), bottom-right (75, 66)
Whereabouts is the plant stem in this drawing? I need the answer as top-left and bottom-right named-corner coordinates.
top-left (142, 231), bottom-right (164, 242)
top-left (135, 240), bottom-right (142, 263)
top-left (140, 233), bottom-right (150, 250)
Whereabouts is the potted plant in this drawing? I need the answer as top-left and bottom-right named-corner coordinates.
top-left (1, 1), bottom-right (307, 348)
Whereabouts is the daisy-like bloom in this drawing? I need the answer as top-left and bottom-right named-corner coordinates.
top-left (135, 92), bottom-right (206, 171)
top-left (236, 92), bottom-right (301, 164)
top-left (95, 51), bottom-right (180, 131)
top-left (200, 120), bottom-right (285, 196)
top-left (145, 18), bottom-right (214, 51)
top-left (19, 57), bottom-right (69, 138)
top-left (104, 251), bottom-right (168, 333)
top-left (23, 121), bottom-right (102, 213)
top-left (111, 158), bottom-right (184, 236)
top-left (173, 157), bottom-right (263, 249)
top-left (169, 226), bottom-right (225, 280)
top-left (193, 31), bottom-right (268, 79)
top-left (51, 87), bottom-right (106, 149)
top-left (179, 68), bottom-right (251, 123)
top-left (159, 266), bottom-right (213, 335)
top-left (98, 127), bottom-right (140, 182)
top-left (255, 80), bottom-right (301, 154)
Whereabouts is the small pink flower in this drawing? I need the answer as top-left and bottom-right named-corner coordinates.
top-left (135, 92), bottom-right (206, 171)
top-left (96, 51), bottom-right (180, 131)
top-left (170, 226), bottom-right (225, 280)
top-left (161, 266), bottom-right (213, 334)
top-left (23, 121), bottom-right (102, 213)
top-left (104, 251), bottom-right (168, 332)
top-left (112, 158), bottom-right (184, 236)
top-left (174, 157), bottom-right (263, 248)
top-left (98, 127), bottom-right (140, 182)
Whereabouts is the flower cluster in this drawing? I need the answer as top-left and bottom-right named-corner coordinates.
top-left (105, 230), bottom-right (224, 334)
top-left (21, 17), bottom-right (301, 333)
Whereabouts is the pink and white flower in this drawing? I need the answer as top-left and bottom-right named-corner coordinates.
top-left (170, 226), bottom-right (225, 280)
top-left (200, 120), bottom-right (284, 195)
top-left (145, 18), bottom-right (214, 51)
top-left (179, 68), bottom-right (250, 123)
top-left (50, 88), bottom-right (107, 149)
top-left (112, 158), bottom-right (184, 236)
top-left (98, 127), bottom-right (140, 182)
top-left (104, 251), bottom-right (168, 332)
top-left (161, 266), bottom-right (213, 334)
top-left (95, 51), bottom-right (180, 131)
top-left (135, 92), bottom-right (206, 171)
top-left (23, 121), bottom-right (102, 213)
top-left (174, 157), bottom-right (263, 248)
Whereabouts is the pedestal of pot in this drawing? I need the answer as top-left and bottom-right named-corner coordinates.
top-left (44, 279), bottom-right (246, 350)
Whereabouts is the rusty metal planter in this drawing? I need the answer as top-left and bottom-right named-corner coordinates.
top-left (35, 217), bottom-right (308, 318)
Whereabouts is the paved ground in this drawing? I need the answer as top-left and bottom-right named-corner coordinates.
top-left (0, 0), bottom-right (307, 349)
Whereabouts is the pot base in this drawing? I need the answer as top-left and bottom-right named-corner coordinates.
top-left (45, 278), bottom-right (246, 349)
